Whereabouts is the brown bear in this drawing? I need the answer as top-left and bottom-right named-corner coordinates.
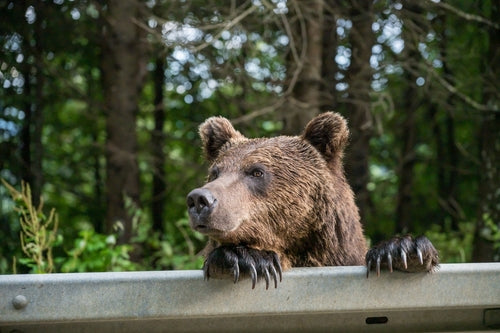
top-left (187, 112), bottom-right (439, 289)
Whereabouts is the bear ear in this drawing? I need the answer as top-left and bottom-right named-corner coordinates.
top-left (199, 116), bottom-right (245, 162)
top-left (301, 112), bottom-right (349, 165)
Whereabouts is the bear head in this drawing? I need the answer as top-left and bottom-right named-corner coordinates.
top-left (187, 112), bottom-right (358, 267)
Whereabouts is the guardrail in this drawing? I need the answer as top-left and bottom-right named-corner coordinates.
top-left (1, 263), bottom-right (499, 332)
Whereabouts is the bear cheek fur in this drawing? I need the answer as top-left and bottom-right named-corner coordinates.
top-left (219, 140), bottom-right (332, 270)
top-left (200, 173), bottom-right (253, 242)
top-left (204, 149), bottom-right (288, 249)
top-left (261, 144), bottom-right (344, 269)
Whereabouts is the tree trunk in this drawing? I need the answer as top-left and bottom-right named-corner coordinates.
top-left (87, 70), bottom-right (105, 233)
top-left (151, 56), bottom-right (166, 233)
top-left (395, 4), bottom-right (424, 234)
top-left (440, 32), bottom-right (460, 229)
top-left (320, 0), bottom-right (338, 112)
top-left (472, 4), bottom-right (500, 261)
top-left (428, 104), bottom-right (446, 222)
top-left (283, 0), bottom-right (324, 134)
top-left (343, 1), bottom-right (374, 226)
top-left (395, 76), bottom-right (419, 233)
top-left (443, 110), bottom-right (459, 229)
top-left (19, 0), bottom-right (45, 207)
top-left (20, 61), bottom-right (32, 190)
top-left (101, 0), bottom-right (147, 244)
top-left (427, 14), bottom-right (449, 227)
top-left (472, 113), bottom-right (500, 262)
top-left (432, 12), bottom-right (462, 229)
top-left (32, 6), bottom-right (44, 207)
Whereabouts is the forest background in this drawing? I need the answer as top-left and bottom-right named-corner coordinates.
top-left (0, 0), bottom-right (498, 274)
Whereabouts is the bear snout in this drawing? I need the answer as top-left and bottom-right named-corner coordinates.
top-left (187, 188), bottom-right (217, 230)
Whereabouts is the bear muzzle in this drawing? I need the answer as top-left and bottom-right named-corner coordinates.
top-left (186, 188), bottom-right (218, 233)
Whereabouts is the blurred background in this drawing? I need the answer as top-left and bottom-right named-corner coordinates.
top-left (0, 0), bottom-right (498, 274)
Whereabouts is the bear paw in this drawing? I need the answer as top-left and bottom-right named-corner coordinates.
top-left (203, 245), bottom-right (282, 289)
top-left (365, 235), bottom-right (439, 278)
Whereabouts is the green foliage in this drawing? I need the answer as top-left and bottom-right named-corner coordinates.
top-left (426, 221), bottom-right (475, 263)
top-left (124, 196), bottom-right (205, 270)
top-left (2, 180), bottom-right (204, 273)
top-left (479, 214), bottom-right (500, 259)
top-left (144, 216), bottom-right (205, 270)
top-left (60, 229), bottom-right (136, 272)
top-left (479, 214), bottom-right (500, 244)
top-left (2, 179), bottom-right (60, 273)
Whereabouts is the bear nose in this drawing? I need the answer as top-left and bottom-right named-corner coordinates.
top-left (186, 188), bottom-right (217, 216)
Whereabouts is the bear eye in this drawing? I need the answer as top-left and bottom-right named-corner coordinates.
top-left (250, 168), bottom-right (264, 178)
top-left (208, 166), bottom-right (219, 182)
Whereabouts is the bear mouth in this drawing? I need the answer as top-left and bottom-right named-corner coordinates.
top-left (189, 215), bottom-right (241, 238)
top-left (194, 224), bottom-right (209, 232)
top-left (192, 222), bottom-right (238, 240)
top-left (192, 223), bottom-right (221, 236)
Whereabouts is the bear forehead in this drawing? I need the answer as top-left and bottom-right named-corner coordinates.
top-left (214, 136), bottom-right (324, 168)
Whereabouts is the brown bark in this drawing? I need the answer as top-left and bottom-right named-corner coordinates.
top-left (395, 4), bottom-right (424, 233)
top-left (32, 4), bottom-right (44, 208)
top-left (343, 1), bottom-right (375, 225)
top-left (472, 3), bottom-right (500, 261)
top-left (439, 29), bottom-right (460, 229)
top-left (320, 0), bottom-right (338, 112)
top-left (431, 10), bottom-right (464, 229)
top-left (20, 62), bottom-right (32, 189)
top-left (395, 76), bottom-right (420, 233)
top-left (283, 0), bottom-right (324, 134)
top-left (428, 104), bottom-right (447, 225)
top-left (101, 0), bottom-right (147, 244)
top-left (151, 56), bottom-right (166, 233)
top-left (472, 113), bottom-right (499, 262)
top-left (19, 0), bottom-right (45, 207)
top-left (443, 110), bottom-right (459, 229)
top-left (428, 13), bottom-right (456, 228)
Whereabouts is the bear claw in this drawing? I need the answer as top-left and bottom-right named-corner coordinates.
top-left (203, 245), bottom-right (282, 289)
top-left (365, 235), bottom-right (439, 278)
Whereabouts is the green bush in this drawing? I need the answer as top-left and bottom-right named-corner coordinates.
top-left (426, 221), bottom-right (475, 263)
top-left (59, 229), bottom-right (137, 272)
top-left (2, 179), bottom-right (204, 274)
